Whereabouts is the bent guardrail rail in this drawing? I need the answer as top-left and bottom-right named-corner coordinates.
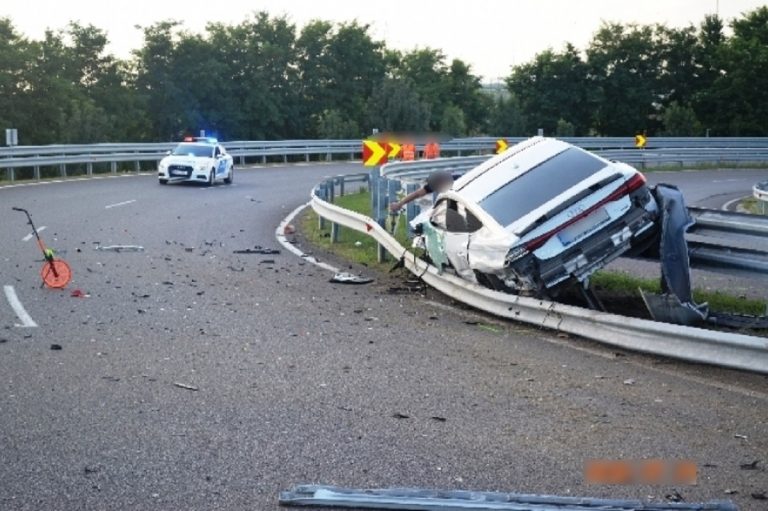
top-left (311, 173), bottom-right (768, 374)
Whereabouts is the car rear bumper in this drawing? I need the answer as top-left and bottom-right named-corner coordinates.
top-left (501, 203), bottom-right (657, 293)
top-left (538, 204), bottom-right (657, 289)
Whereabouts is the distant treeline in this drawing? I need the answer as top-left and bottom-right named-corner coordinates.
top-left (1, 7), bottom-right (766, 144)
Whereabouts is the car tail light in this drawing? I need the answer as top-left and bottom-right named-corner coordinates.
top-left (522, 173), bottom-right (647, 253)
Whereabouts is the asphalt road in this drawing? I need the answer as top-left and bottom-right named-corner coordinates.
top-left (0, 165), bottom-right (766, 510)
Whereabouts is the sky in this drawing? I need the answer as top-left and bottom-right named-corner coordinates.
top-left (2, 0), bottom-right (765, 81)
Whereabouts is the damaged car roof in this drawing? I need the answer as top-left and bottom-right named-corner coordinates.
top-left (453, 137), bottom-right (618, 232)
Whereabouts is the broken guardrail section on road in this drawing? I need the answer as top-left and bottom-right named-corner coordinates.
top-left (279, 485), bottom-right (737, 510)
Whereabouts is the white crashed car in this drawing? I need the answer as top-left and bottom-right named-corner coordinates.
top-left (413, 137), bottom-right (659, 297)
top-left (158, 138), bottom-right (234, 186)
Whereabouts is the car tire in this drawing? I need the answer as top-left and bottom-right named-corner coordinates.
top-left (159, 179), bottom-right (168, 185)
top-left (224, 166), bottom-right (233, 184)
top-left (207, 169), bottom-right (215, 187)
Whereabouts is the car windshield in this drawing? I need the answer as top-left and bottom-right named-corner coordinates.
top-left (478, 148), bottom-right (607, 227)
top-left (172, 144), bottom-right (214, 157)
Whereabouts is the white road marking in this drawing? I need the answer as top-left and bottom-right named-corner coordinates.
top-left (721, 195), bottom-right (750, 211)
top-left (3, 285), bottom-right (38, 328)
top-left (105, 199), bottom-right (136, 209)
top-left (0, 173), bottom-right (154, 190)
top-left (275, 202), bottom-right (340, 273)
top-left (22, 226), bottom-right (45, 242)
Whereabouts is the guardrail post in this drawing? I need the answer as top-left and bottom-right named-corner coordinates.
top-left (262, 155), bottom-right (267, 165)
top-left (338, 175), bottom-right (345, 197)
top-left (6, 168), bottom-right (13, 182)
top-left (86, 162), bottom-right (93, 176)
top-left (239, 156), bottom-right (245, 165)
top-left (369, 167), bottom-right (380, 222)
top-left (283, 154), bottom-right (288, 164)
top-left (326, 151), bottom-right (332, 162)
top-left (59, 163), bottom-right (66, 177)
top-left (330, 221), bottom-right (339, 243)
top-left (134, 161), bottom-right (140, 174)
top-left (110, 162), bottom-right (117, 175)
top-left (33, 166), bottom-right (40, 181)
top-left (405, 182), bottom-right (420, 228)
top-left (305, 152), bottom-right (310, 162)
top-left (318, 182), bottom-right (327, 231)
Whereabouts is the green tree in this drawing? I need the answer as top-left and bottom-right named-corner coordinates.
top-left (698, 7), bottom-right (768, 135)
top-left (506, 44), bottom-right (594, 135)
top-left (555, 119), bottom-right (576, 137)
top-left (324, 22), bottom-right (386, 132)
top-left (660, 102), bottom-right (701, 136)
top-left (446, 59), bottom-right (489, 134)
top-left (394, 48), bottom-right (450, 130)
top-left (366, 77), bottom-right (431, 133)
top-left (0, 19), bottom-right (33, 141)
top-left (440, 104), bottom-right (466, 136)
top-left (489, 95), bottom-right (527, 136)
top-left (586, 23), bottom-right (664, 135)
top-left (316, 109), bottom-right (360, 139)
top-left (134, 21), bottom-right (187, 140)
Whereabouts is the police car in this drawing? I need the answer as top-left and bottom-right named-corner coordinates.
top-left (158, 138), bottom-right (234, 186)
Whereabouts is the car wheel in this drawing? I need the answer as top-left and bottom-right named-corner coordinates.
top-left (159, 179), bottom-right (168, 185)
top-left (207, 169), bottom-right (215, 187)
top-left (224, 166), bottom-right (233, 184)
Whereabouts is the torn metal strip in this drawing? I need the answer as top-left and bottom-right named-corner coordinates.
top-left (94, 244), bottom-right (145, 252)
top-left (279, 485), bottom-right (737, 510)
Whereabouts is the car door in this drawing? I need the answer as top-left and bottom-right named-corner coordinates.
top-left (428, 198), bottom-right (483, 281)
top-left (215, 145), bottom-right (228, 175)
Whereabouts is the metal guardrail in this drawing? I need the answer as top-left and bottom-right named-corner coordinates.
top-left (3, 137), bottom-right (768, 182)
top-left (310, 173), bottom-right (768, 374)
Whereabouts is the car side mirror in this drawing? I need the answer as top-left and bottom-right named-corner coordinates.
top-left (166, 150), bottom-right (171, 155)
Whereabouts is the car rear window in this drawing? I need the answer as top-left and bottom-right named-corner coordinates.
top-left (478, 147), bottom-right (607, 227)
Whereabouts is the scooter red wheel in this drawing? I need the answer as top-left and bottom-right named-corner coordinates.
top-left (40, 259), bottom-right (72, 289)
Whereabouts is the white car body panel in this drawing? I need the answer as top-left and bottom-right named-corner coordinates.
top-left (415, 137), bottom-right (659, 294)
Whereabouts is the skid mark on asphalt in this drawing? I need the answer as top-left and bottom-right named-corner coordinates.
top-left (22, 225), bottom-right (45, 242)
top-left (3, 285), bottom-right (38, 328)
top-left (105, 199), bottom-right (136, 209)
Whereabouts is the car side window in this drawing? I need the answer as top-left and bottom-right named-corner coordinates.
top-left (214, 146), bottom-right (221, 157)
top-left (432, 199), bottom-right (483, 233)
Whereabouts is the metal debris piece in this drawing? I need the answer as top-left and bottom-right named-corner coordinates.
top-left (173, 382), bottom-right (199, 391)
top-left (641, 185), bottom-right (708, 325)
top-left (233, 246), bottom-right (281, 255)
top-left (94, 244), bottom-right (145, 252)
top-left (329, 272), bottom-right (373, 285)
top-left (278, 485), bottom-right (738, 510)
